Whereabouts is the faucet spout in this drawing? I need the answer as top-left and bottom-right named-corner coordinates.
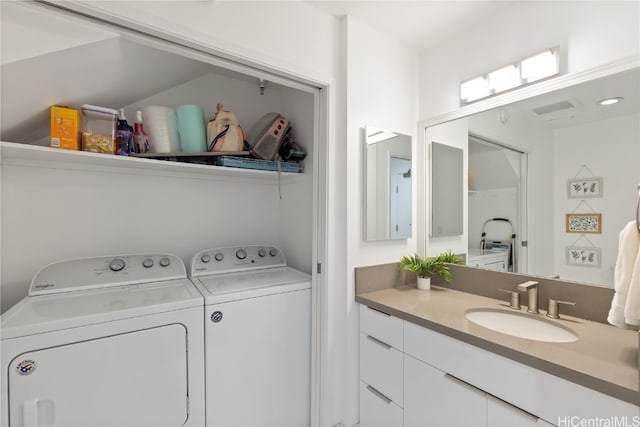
top-left (517, 281), bottom-right (539, 314)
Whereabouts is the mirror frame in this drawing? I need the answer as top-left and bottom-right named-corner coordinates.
top-left (416, 56), bottom-right (640, 261)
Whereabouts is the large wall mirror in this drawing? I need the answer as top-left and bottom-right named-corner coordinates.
top-left (364, 126), bottom-right (412, 240)
top-left (426, 66), bottom-right (639, 288)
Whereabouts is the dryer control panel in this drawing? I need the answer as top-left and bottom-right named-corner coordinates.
top-left (29, 254), bottom-right (186, 296)
top-left (190, 246), bottom-right (286, 277)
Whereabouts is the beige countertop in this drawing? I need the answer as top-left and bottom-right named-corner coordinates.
top-left (356, 284), bottom-right (639, 406)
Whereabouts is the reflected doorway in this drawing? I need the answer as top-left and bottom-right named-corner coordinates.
top-left (468, 135), bottom-right (528, 273)
top-left (390, 157), bottom-right (412, 239)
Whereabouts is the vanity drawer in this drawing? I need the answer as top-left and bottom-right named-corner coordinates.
top-left (359, 380), bottom-right (403, 427)
top-left (359, 304), bottom-right (403, 350)
top-left (360, 332), bottom-right (403, 405)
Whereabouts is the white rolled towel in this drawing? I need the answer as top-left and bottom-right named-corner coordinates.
top-left (607, 221), bottom-right (640, 329)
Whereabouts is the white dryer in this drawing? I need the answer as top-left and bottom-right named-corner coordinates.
top-left (189, 246), bottom-right (311, 427)
top-left (1, 254), bottom-right (205, 427)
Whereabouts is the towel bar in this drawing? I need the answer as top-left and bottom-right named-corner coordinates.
top-left (637, 184), bottom-right (640, 232)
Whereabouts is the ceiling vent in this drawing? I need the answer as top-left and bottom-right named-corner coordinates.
top-left (529, 98), bottom-right (583, 122)
top-left (531, 100), bottom-right (576, 115)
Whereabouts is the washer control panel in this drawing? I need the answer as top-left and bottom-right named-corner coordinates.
top-left (29, 254), bottom-right (186, 296)
top-left (190, 246), bottom-right (286, 276)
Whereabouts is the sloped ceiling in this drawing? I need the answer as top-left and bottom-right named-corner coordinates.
top-left (1, 37), bottom-right (212, 144)
top-left (468, 142), bottom-right (519, 191)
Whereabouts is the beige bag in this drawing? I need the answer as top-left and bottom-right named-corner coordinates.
top-left (207, 103), bottom-right (246, 152)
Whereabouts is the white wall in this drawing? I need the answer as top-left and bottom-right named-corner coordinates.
top-left (419, 1), bottom-right (640, 119)
top-left (344, 15), bottom-right (419, 427)
top-left (553, 113), bottom-right (640, 287)
top-left (0, 164), bottom-right (282, 311)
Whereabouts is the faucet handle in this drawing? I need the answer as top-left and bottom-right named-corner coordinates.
top-left (546, 299), bottom-right (576, 319)
top-left (498, 289), bottom-right (521, 310)
top-left (517, 280), bottom-right (539, 291)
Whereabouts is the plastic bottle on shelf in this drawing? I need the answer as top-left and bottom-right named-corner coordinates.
top-left (133, 110), bottom-right (150, 154)
top-left (116, 109), bottom-right (134, 156)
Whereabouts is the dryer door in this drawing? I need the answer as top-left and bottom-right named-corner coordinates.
top-left (8, 324), bottom-right (188, 427)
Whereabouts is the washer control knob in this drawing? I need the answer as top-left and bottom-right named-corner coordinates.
top-left (109, 258), bottom-right (126, 272)
top-left (201, 254), bottom-right (211, 263)
top-left (159, 257), bottom-right (171, 267)
top-left (142, 258), bottom-right (154, 268)
top-left (258, 249), bottom-right (267, 257)
top-left (236, 249), bottom-right (247, 260)
top-left (214, 253), bottom-right (224, 262)
top-left (269, 249), bottom-right (278, 257)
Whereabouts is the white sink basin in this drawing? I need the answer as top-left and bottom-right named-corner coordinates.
top-left (465, 308), bottom-right (578, 343)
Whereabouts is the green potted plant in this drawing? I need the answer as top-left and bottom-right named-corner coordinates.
top-left (400, 251), bottom-right (464, 290)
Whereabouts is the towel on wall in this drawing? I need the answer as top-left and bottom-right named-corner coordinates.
top-left (607, 221), bottom-right (640, 329)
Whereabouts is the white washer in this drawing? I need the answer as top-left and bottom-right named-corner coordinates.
top-left (190, 246), bottom-right (311, 427)
top-left (1, 254), bottom-right (205, 427)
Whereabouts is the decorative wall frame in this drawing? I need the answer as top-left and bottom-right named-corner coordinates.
top-left (567, 177), bottom-right (603, 199)
top-left (566, 213), bottom-right (602, 234)
top-left (565, 246), bottom-right (601, 268)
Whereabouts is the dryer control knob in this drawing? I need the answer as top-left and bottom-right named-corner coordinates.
top-left (269, 249), bottom-right (278, 257)
top-left (258, 249), bottom-right (267, 257)
top-left (142, 258), bottom-right (154, 268)
top-left (109, 258), bottom-right (126, 272)
top-left (159, 257), bottom-right (171, 267)
top-left (214, 253), bottom-right (224, 262)
top-left (236, 249), bottom-right (247, 260)
top-left (201, 254), bottom-right (211, 263)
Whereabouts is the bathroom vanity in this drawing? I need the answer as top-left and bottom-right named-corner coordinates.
top-left (466, 248), bottom-right (510, 272)
top-left (356, 280), bottom-right (639, 426)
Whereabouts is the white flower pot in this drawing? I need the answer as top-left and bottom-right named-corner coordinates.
top-left (417, 276), bottom-right (431, 290)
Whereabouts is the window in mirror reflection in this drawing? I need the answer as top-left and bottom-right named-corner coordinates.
top-left (364, 126), bottom-right (412, 241)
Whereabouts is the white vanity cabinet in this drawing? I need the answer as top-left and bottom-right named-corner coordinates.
top-left (359, 304), bottom-right (404, 427)
top-left (467, 249), bottom-right (509, 272)
top-left (404, 352), bottom-right (543, 427)
top-left (359, 303), bottom-right (638, 427)
top-left (404, 354), bottom-right (486, 427)
top-left (403, 321), bottom-right (638, 425)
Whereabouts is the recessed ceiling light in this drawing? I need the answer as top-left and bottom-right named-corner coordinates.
top-left (598, 97), bottom-right (624, 106)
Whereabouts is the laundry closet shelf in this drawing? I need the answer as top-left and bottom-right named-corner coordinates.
top-left (0, 141), bottom-right (305, 183)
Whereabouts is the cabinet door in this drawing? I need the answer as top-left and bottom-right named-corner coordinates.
top-left (360, 380), bottom-right (403, 427)
top-left (404, 355), bottom-right (486, 427)
top-left (487, 395), bottom-right (539, 427)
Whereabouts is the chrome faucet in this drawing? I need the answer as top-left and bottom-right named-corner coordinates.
top-left (517, 281), bottom-right (539, 314)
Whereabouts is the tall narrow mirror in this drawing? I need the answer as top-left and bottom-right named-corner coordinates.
top-left (364, 126), bottom-right (412, 240)
top-left (430, 141), bottom-right (463, 237)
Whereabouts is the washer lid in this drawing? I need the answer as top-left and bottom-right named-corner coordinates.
top-left (193, 266), bottom-right (311, 305)
top-left (1, 279), bottom-right (202, 339)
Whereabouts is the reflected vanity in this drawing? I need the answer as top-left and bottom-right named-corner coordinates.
top-left (364, 126), bottom-right (412, 241)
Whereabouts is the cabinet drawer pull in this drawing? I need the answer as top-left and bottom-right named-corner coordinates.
top-left (367, 306), bottom-right (391, 316)
top-left (444, 373), bottom-right (485, 395)
top-left (366, 335), bottom-right (392, 349)
top-left (366, 385), bottom-right (392, 404)
top-left (445, 374), bottom-right (539, 422)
